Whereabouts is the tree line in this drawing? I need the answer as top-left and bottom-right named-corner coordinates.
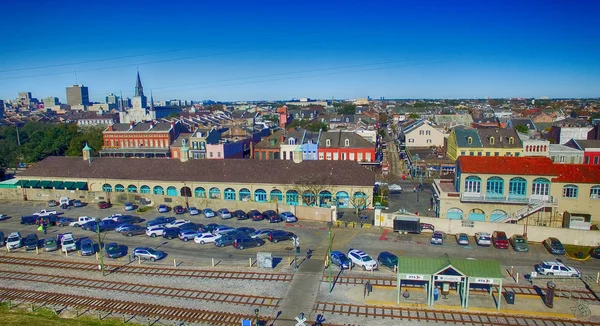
top-left (0, 122), bottom-right (104, 171)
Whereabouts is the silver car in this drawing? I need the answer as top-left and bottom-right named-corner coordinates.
top-left (252, 228), bottom-right (275, 239)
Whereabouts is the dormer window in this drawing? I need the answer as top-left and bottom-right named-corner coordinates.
top-left (467, 137), bottom-right (473, 145)
top-left (489, 137), bottom-right (495, 145)
top-left (288, 138), bottom-right (296, 145)
top-left (344, 139), bottom-right (350, 147)
top-left (326, 139), bottom-right (331, 147)
top-left (508, 137), bottom-right (514, 144)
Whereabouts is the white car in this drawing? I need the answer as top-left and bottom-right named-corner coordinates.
top-left (146, 226), bottom-right (165, 238)
top-left (535, 261), bottom-right (581, 278)
top-left (103, 214), bottom-right (123, 221)
top-left (347, 249), bottom-right (378, 271)
top-left (60, 233), bottom-right (77, 253)
top-left (475, 232), bottom-right (492, 246)
top-left (388, 184), bottom-right (402, 193)
top-left (6, 232), bottom-right (22, 250)
top-left (69, 216), bottom-right (94, 227)
top-left (165, 219), bottom-right (191, 228)
top-left (194, 233), bottom-right (219, 244)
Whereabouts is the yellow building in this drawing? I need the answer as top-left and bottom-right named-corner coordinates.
top-left (446, 127), bottom-right (523, 161)
top-left (433, 156), bottom-right (600, 228)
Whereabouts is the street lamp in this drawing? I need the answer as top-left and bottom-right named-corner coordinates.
top-left (327, 221), bottom-right (333, 293)
top-left (254, 308), bottom-right (259, 326)
top-left (94, 218), bottom-right (106, 276)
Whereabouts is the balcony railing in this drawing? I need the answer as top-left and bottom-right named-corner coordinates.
top-left (460, 193), bottom-right (533, 204)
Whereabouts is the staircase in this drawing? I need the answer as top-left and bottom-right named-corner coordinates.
top-left (498, 198), bottom-right (557, 223)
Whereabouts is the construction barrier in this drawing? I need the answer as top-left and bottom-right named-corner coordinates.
top-left (362, 223), bottom-right (371, 229)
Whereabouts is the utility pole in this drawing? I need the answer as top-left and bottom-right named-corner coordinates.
top-left (95, 218), bottom-right (105, 276)
top-left (328, 221), bottom-right (333, 292)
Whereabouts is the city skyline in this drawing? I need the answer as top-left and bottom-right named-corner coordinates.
top-left (1, 0), bottom-right (599, 102)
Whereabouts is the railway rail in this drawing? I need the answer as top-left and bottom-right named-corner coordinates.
top-left (324, 275), bottom-right (599, 302)
top-left (0, 255), bottom-right (293, 282)
top-left (0, 269), bottom-right (280, 307)
top-left (0, 287), bottom-right (265, 325)
top-left (314, 301), bottom-right (600, 326)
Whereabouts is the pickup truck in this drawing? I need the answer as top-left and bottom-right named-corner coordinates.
top-left (33, 210), bottom-right (58, 217)
top-left (69, 216), bottom-right (94, 227)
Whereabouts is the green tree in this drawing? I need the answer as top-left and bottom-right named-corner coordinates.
top-left (66, 126), bottom-right (104, 156)
top-left (167, 112), bottom-right (180, 119)
top-left (409, 113), bottom-right (420, 119)
top-left (337, 104), bottom-right (356, 115)
top-left (515, 124), bottom-right (529, 133)
top-left (379, 113), bottom-right (389, 124)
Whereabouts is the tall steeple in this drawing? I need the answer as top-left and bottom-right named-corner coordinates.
top-left (135, 70), bottom-right (144, 97)
top-left (150, 90), bottom-right (154, 111)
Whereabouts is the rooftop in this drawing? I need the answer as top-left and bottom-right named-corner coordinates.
top-left (458, 156), bottom-right (556, 176)
top-left (552, 164), bottom-right (600, 184)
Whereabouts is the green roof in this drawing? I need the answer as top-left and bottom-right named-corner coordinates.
top-left (0, 179), bottom-right (20, 189)
top-left (24, 180), bottom-right (40, 188)
top-left (83, 143), bottom-right (92, 151)
top-left (49, 181), bottom-right (63, 188)
top-left (454, 127), bottom-right (483, 148)
top-left (37, 180), bottom-right (52, 188)
top-left (60, 181), bottom-right (75, 190)
top-left (398, 257), bottom-right (503, 279)
top-left (72, 182), bottom-right (87, 190)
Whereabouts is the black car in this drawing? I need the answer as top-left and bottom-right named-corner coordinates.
top-left (267, 230), bottom-right (295, 243)
top-left (233, 237), bottom-right (265, 249)
top-left (248, 210), bottom-right (263, 221)
top-left (162, 227), bottom-right (180, 240)
top-left (146, 216), bottom-right (176, 227)
top-left (261, 210), bottom-right (279, 222)
top-left (204, 223), bottom-right (220, 233)
top-left (591, 247), bottom-right (600, 259)
top-left (232, 210), bottom-right (249, 220)
top-left (120, 225), bottom-right (145, 237)
top-left (235, 227), bottom-right (256, 236)
top-left (20, 215), bottom-right (39, 225)
top-left (543, 237), bottom-right (566, 255)
top-left (174, 205), bottom-right (186, 214)
top-left (105, 242), bottom-right (126, 259)
top-left (23, 234), bottom-right (39, 250)
top-left (377, 251), bottom-right (399, 271)
top-left (179, 222), bottom-right (203, 231)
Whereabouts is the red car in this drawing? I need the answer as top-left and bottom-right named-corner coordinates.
top-left (173, 205), bottom-right (186, 214)
top-left (97, 201), bottom-right (111, 209)
top-left (492, 231), bottom-right (509, 249)
top-left (247, 210), bottom-right (263, 221)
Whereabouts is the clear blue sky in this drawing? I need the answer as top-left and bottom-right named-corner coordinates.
top-left (1, 0), bottom-right (599, 102)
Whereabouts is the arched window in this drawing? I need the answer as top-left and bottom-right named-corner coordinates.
top-left (326, 139), bottom-right (331, 147)
top-left (335, 191), bottom-right (349, 208)
top-left (166, 186), bottom-right (177, 196)
top-left (194, 187), bottom-right (206, 198)
top-left (590, 186), bottom-right (600, 199)
top-left (209, 187), bottom-right (220, 199)
top-left (114, 184), bottom-right (125, 192)
top-left (318, 190), bottom-right (332, 207)
top-left (447, 208), bottom-right (463, 220)
top-left (352, 191), bottom-right (368, 209)
top-left (485, 177), bottom-right (504, 198)
top-left (153, 186), bottom-right (164, 195)
top-left (255, 189), bottom-right (267, 202)
top-left (270, 189), bottom-right (283, 203)
top-left (489, 137), bottom-right (495, 145)
top-left (490, 209), bottom-right (508, 222)
top-left (508, 177), bottom-right (527, 198)
top-left (302, 191), bottom-right (316, 206)
top-left (464, 176), bottom-right (481, 193)
top-left (140, 185), bottom-right (150, 194)
top-left (288, 138), bottom-right (296, 145)
top-left (508, 137), bottom-right (514, 144)
top-left (239, 188), bottom-right (251, 201)
top-left (563, 184), bottom-right (578, 198)
top-left (224, 188), bottom-right (236, 201)
top-left (102, 184), bottom-right (112, 192)
top-left (531, 178), bottom-right (550, 197)
top-left (127, 185), bottom-right (137, 193)
top-left (467, 137), bottom-right (473, 144)
top-left (344, 139), bottom-right (350, 147)
top-left (285, 190), bottom-right (299, 205)
top-left (180, 187), bottom-right (192, 197)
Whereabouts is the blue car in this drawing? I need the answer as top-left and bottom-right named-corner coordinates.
top-left (279, 212), bottom-right (297, 223)
top-left (80, 238), bottom-right (96, 256)
top-left (157, 204), bottom-right (169, 213)
top-left (146, 216), bottom-right (176, 227)
top-left (188, 207), bottom-right (200, 216)
top-left (331, 251), bottom-right (352, 269)
top-left (202, 208), bottom-right (216, 218)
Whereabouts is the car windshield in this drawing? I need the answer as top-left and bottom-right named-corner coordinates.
top-left (7, 236), bottom-right (19, 242)
top-left (82, 242), bottom-right (92, 248)
top-left (45, 240), bottom-right (55, 245)
top-left (551, 241), bottom-right (562, 247)
top-left (107, 245), bottom-right (119, 253)
top-left (480, 236), bottom-right (490, 240)
top-left (362, 256), bottom-right (373, 262)
top-left (497, 235), bottom-right (507, 240)
top-left (514, 238), bottom-right (525, 243)
top-left (541, 263), bottom-right (552, 269)
top-left (63, 239), bottom-right (74, 245)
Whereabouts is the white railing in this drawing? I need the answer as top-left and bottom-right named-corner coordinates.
top-left (498, 197), bottom-right (558, 223)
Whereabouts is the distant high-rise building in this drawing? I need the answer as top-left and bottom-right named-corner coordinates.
top-left (18, 92), bottom-right (32, 100)
top-left (66, 85), bottom-right (90, 106)
top-left (119, 97), bottom-right (131, 109)
top-left (0, 100), bottom-right (4, 118)
top-left (43, 96), bottom-right (59, 108)
top-left (106, 93), bottom-right (119, 110)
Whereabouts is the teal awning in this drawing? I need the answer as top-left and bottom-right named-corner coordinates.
top-left (24, 180), bottom-right (40, 188)
top-left (60, 181), bottom-right (75, 190)
top-left (37, 180), bottom-right (52, 189)
top-left (72, 182), bottom-right (87, 190)
top-left (49, 181), bottom-right (63, 189)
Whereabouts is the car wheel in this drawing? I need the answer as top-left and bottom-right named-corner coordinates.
top-left (128, 233), bottom-right (132, 237)
top-left (183, 238), bottom-right (189, 242)
top-left (150, 257), bottom-right (156, 262)
top-left (257, 242), bottom-right (262, 247)
top-left (239, 245), bottom-right (244, 249)
top-left (219, 244), bottom-right (224, 247)
top-left (200, 241), bottom-right (205, 244)
top-left (58, 223), bottom-right (63, 227)
top-left (363, 265), bottom-right (367, 271)
top-left (548, 272), bottom-right (553, 276)
top-left (168, 236), bottom-right (173, 240)
top-left (151, 234), bottom-right (156, 238)
top-left (274, 239), bottom-right (279, 243)
top-left (74, 224), bottom-right (79, 227)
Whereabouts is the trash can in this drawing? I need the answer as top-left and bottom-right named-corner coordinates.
top-left (505, 291), bottom-right (515, 305)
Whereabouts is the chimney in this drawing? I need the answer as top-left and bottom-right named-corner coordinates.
top-left (171, 121), bottom-right (175, 129)
top-left (129, 121), bottom-right (134, 130)
top-left (108, 124), bottom-right (113, 131)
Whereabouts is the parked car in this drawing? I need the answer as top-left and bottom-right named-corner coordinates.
top-left (248, 210), bottom-right (263, 221)
top-left (267, 230), bottom-right (295, 243)
top-left (0, 214), bottom-right (8, 221)
top-left (21, 215), bottom-right (40, 225)
top-left (261, 210), bottom-right (280, 223)
top-left (456, 233), bottom-right (470, 246)
top-left (377, 252), bottom-right (399, 271)
top-left (157, 204), bottom-right (169, 213)
top-left (204, 223), bottom-right (220, 233)
top-left (56, 217), bottom-right (76, 227)
top-left (430, 231), bottom-right (444, 245)
top-left (233, 237), bottom-right (265, 250)
top-left (72, 200), bottom-right (85, 207)
top-left (475, 232), bottom-right (491, 246)
top-left (69, 216), bottom-right (94, 227)
top-left (543, 237), bottom-right (566, 255)
top-left (162, 227), bottom-right (180, 240)
top-left (165, 219), bottom-right (191, 228)
top-left (188, 207), bottom-right (200, 216)
top-left (214, 233), bottom-right (242, 247)
top-left (202, 208), bottom-right (216, 218)
top-left (279, 212), bottom-right (297, 223)
top-left (60, 233), bottom-right (77, 253)
top-left (120, 225), bottom-right (146, 237)
top-left (330, 251), bottom-right (352, 269)
top-left (48, 199), bottom-right (58, 207)
top-left (591, 247), bottom-right (600, 259)
top-left (124, 202), bottom-right (136, 211)
top-left (388, 184), bottom-right (403, 193)
top-left (172, 205), bottom-right (185, 214)
top-left (98, 201), bottom-right (111, 209)
top-left (43, 237), bottom-right (59, 252)
top-left (22, 234), bottom-right (39, 250)
top-left (132, 247), bottom-right (165, 261)
top-left (80, 238), bottom-right (96, 256)
top-left (178, 229), bottom-right (198, 242)
top-left (178, 222), bottom-right (203, 231)
top-left (146, 216), bottom-right (176, 228)
top-left (535, 261), bottom-right (581, 277)
top-left (235, 227), bottom-right (256, 236)
top-left (217, 208), bottom-right (232, 219)
top-left (347, 249), bottom-right (378, 271)
top-left (105, 242), bottom-right (125, 259)
top-left (146, 226), bottom-right (165, 238)
top-left (194, 232), bottom-right (219, 244)
top-left (510, 234), bottom-right (529, 252)
top-left (252, 228), bottom-right (274, 239)
top-left (492, 231), bottom-right (509, 249)
top-left (116, 224), bottom-right (134, 232)
top-left (213, 225), bottom-right (235, 236)
top-left (232, 210), bottom-right (248, 220)
top-left (6, 232), bottom-right (22, 250)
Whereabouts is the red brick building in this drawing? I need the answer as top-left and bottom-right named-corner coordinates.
top-left (100, 121), bottom-right (185, 158)
top-left (318, 131), bottom-right (376, 163)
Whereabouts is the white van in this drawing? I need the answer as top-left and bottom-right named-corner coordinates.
top-left (59, 197), bottom-right (70, 206)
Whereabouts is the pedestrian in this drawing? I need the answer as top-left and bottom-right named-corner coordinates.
top-left (430, 197), bottom-right (434, 209)
top-left (43, 224), bottom-right (47, 235)
top-left (415, 211), bottom-right (419, 216)
top-left (434, 286), bottom-right (440, 301)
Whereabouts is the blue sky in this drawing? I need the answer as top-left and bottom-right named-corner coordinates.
top-left (1, 0), bottom-right (599, 102)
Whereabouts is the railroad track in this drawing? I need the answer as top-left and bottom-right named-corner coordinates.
top-left (0, 287), bottom-right (264, 325)
top-left (325, 275), bottom-right (599, 302)
top-left (0, 269), bottom-right (280, 307)
top-left (314, 301), bottom-right (600, 326)
top-left (0, 256), bottom-right (293, 281)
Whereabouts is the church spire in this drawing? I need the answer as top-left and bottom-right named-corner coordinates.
top-left (150, 90), bottom-right (154, 111)
top-left (135, 70), bottom-right (144, 97)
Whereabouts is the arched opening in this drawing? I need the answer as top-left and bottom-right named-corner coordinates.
top-left (531, 178), bottom-right (550, 200)
top-left (508, 177), bottom-right (527, 200)
top-left (209, 187), bottom-right (220, 199)
top-left (490, 209), bottom-right (508, 222)
top-left (485, 176), bottom-right (504, 199)
top-left (166, 186), bottom-right (177, 196)
top-left (270, 189), bottom-right (283, 203)
top-left (140, 185), bottom-right (150, 194)
top-left (285, 190), bottom-right (299, 206)
top-left (318, 190), bottom-right (332, 207)
top-left (239, 188), bottom-right (251, 201)
top-left (335, 191), bottom-right (349, 208)
top-left (302, 191), bottom-right (316, 206)
top-left (464, 176), bottom-right (481, 194)
top-left (352, 191), bottom-right (368, 209)
top-left (102, 184), bottom-right (113, 192)
top-left (180, 187), bottom-right (192, 197)
top-left (127, 185), bottom-right (137, 193)
top-left (153, 186), bottom-right (164, 195)
top-left (590, 186), bottom-right (600, 199)
top-left (194, 187), bottom-right (206, 198)
top-left (447, 208), bottom-right (463, 220)
top-left (562, 184), bottom-right (578, 198)
top-left (114, 184), bottom-right (125, 192)
top-left (467, 208), bottom-right (485, 221)
top-left (224, 188), bottom-right (236, 201)
top-left (255, 189), bottom-right (267, 202)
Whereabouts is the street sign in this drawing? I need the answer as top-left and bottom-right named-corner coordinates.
top-left (295, 316), bottom-right (307, 326)
top-left (293, 237), bottom-right (300, 247)
top-left (472, 278), bottom-right (494, 284)
top-left (241, 320), bottom-right (252, 326)
top-left (405, 274), bottom-right (425, 281)
top-left (436, 275), bottom-right (462, 282)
